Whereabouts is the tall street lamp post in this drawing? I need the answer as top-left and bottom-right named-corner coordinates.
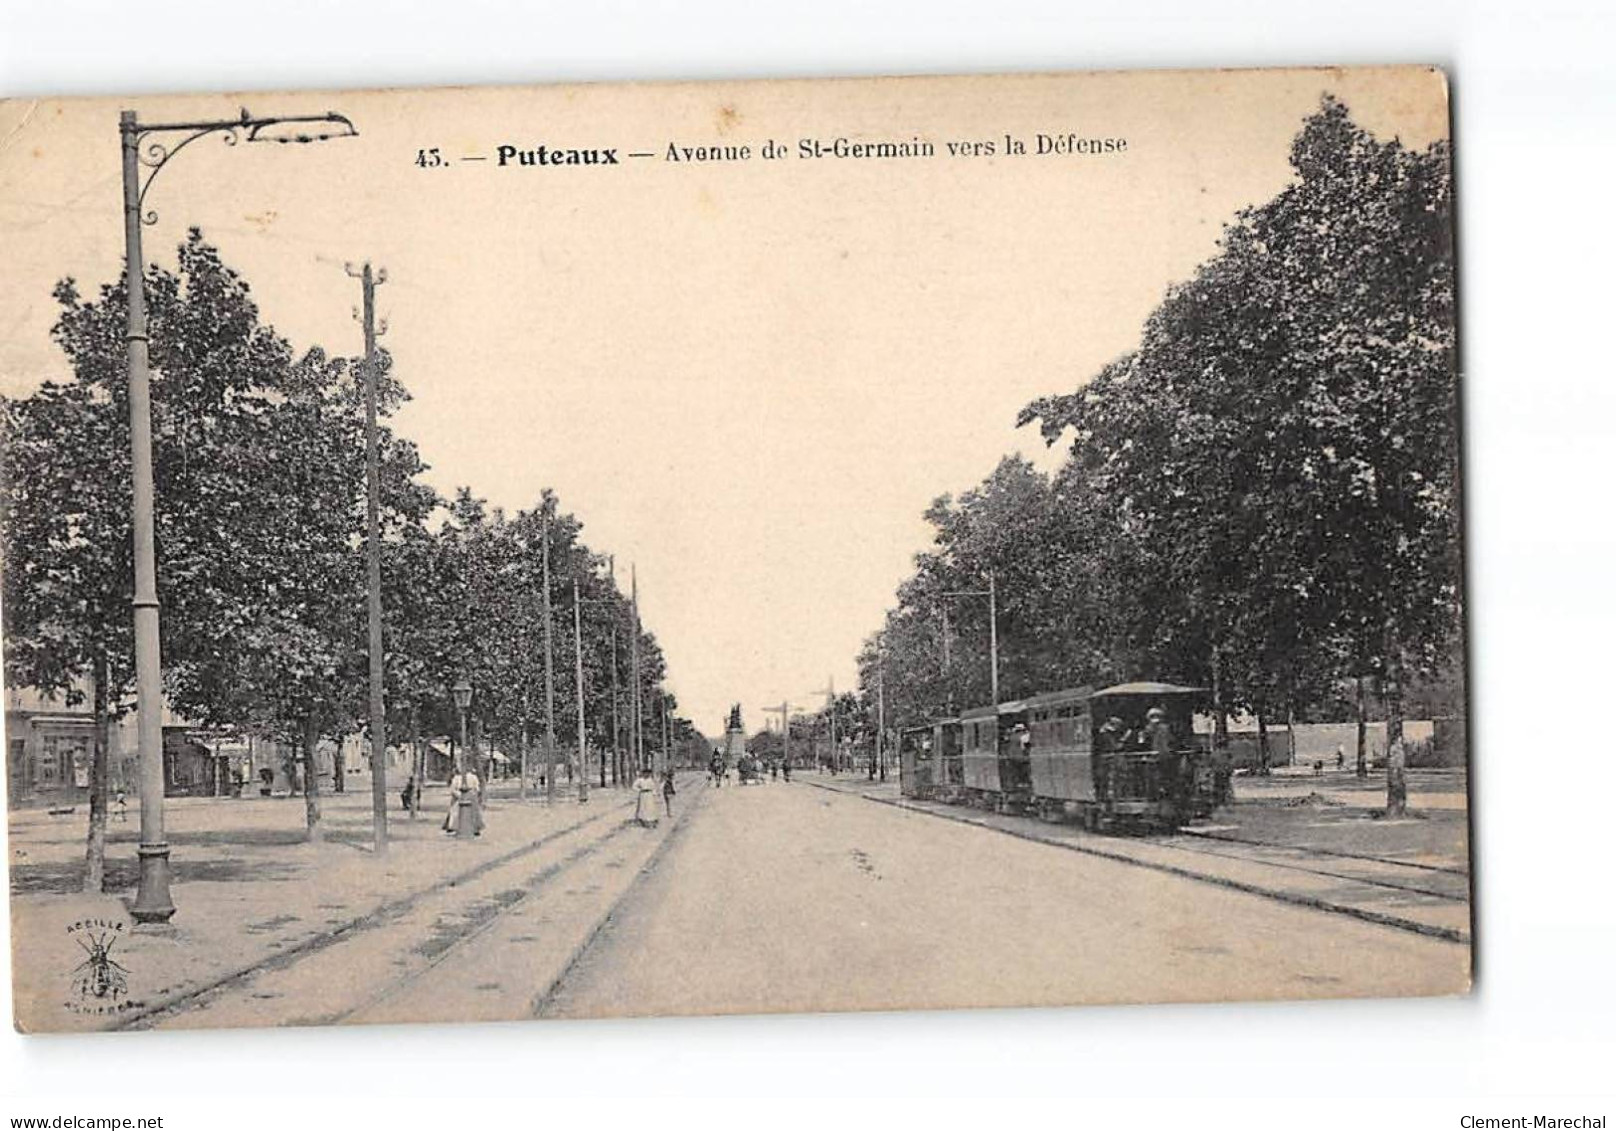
top-left (120, 106), bottom-right (356, 924)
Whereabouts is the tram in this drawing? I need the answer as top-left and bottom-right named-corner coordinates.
top-left (903, 681), bottom-right (1218, 832)
top-left (897, 716), bottom-right (963, 801)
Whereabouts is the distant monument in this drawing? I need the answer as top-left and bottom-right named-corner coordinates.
top-left (722, 704), bottom-right (747, 763)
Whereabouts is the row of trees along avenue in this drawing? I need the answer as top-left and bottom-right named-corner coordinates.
top-left (830, 97), bottom-right (1461, 815)
top-left (1, 230), bottom-right (697, 891)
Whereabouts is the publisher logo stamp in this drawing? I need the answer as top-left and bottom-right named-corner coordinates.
top-left (65, 918), bottom-right (137, 1016)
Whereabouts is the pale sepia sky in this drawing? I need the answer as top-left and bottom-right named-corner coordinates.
top-left (0, 66), bottom-right (1448, 736)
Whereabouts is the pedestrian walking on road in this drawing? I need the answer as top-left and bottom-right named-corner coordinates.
top-left (633, 768), bottom-right (659, 828)
top-left (661, 768), bottom-right (676, 818)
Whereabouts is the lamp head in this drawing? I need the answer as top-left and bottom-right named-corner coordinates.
top-left (245, 110), bottom-right (359, 146)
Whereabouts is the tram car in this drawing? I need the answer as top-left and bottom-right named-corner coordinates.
top-left (959, 699), bottom-right (1035, 812)
top-left (919, 681), bottom-right (1216, 832)
top-left (897, 717), bottom-right (963, 801)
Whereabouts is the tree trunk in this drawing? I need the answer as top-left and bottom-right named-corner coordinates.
top-left (1256, 711), bottom-right (1270, 776)
top-left (470, 717), bottom-right (487, 799)
top-left (83, 649), bottom-right (109, 894)
top-left (302, 714), bottom-right (322, 842)
top-left (1384, 627), bottom-right (1408, 816)
top-left (1210, 647), bottom-right (1230, 804)
top-left (408, 704), bottom-right (420, 820)
top-left (519, 710), bottom-right (530, 802)
top-left (1355, 675), bottom-right (1368, 779)
top-left (1286, 701), bottom-right (1298, 770)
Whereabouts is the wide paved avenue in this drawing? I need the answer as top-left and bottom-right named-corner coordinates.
top-left (540, 776), bottom-right (1470, 1019)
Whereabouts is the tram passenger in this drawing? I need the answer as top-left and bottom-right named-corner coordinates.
top-left (1096, 716), bottom-right (1126, 801)
top-left (1144, 706), bottom-right (1186, 811)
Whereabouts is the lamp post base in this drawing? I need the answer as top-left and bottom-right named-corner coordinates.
top-left (130, 843), bottom-right (176, 923)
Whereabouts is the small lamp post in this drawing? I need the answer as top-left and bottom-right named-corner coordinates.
top-left (452, 679), bottom-right (473, 776)
top-left (451, 679), bottom-right (476, 839)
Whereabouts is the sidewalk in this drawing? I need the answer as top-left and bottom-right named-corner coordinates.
top-left (802, 771), bottom-right (1472, 944)
top-left (7, 779), bottom-right (646, 1033)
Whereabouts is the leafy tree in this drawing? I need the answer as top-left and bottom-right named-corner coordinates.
top-left (1020, 95), bottom-right (1457, 809)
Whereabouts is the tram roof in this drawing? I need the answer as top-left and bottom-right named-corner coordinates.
top-left (1093, 681), bottom-right (1206, 697)
top-left (1022, 686), bottom-right (1096, 707)
top-left (958, 699), bottom-right (1029, 720)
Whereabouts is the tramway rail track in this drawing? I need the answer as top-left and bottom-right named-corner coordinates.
top-left (118, 796), bottom-right (642, 1031)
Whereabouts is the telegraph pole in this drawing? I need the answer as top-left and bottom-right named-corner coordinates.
top-left (609, 624), bottom-right (620, 786)
top-left (661, 693), bottom-right (672, 772)
top-left (573, 579), bottom-right (589, 803)
top-left (942, 571), bottom-right (1000, 708)
top-left (761, 702), bottom-right (803, 770)
top-left (879, 639), bottom-right (892, 782)
top-left (630, 564), bottom-right (643, 774)
top-left (987, 572), bottom-right (999, 708)
top-left (347, 261), bottom-right (390, 855)
top-left (607, 554), bottom-right (619, 787)
top-left (812, 677), bottom-right (837, 771)
top-left (542, 511), bottom-right (557, 804)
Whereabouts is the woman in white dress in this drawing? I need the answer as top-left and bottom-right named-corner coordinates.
top-left (632, 768), bottom-right (658, 828)
top-left (443, 766), bottom-right (484, 836)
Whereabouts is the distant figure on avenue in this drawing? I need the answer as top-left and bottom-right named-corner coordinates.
top-left (709, 750), bottom-right (724, 788)
top-left (781, 757), bottom-right (791, 783)
top-left (633, 768), bottom-right (659, 827)
top-left (443, 766), bottom-right (483, 837)
top-left (400, 775), bottom-right (416, 812)
top-left (113, 788), bottom-right (128, 823)
top-left (770, 760), bottom-right (778, 781)
top-left (661, 768), bottom-right (676, 817)
top-left (1335, 745), bottom-right (1346, 771)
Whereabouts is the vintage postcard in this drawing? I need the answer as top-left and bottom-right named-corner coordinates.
top-left (0, 64), bottom-right (1468, 1033)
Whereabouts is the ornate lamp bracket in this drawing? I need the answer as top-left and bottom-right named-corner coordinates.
top-left (126, 108), bottom-right (357, 226)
